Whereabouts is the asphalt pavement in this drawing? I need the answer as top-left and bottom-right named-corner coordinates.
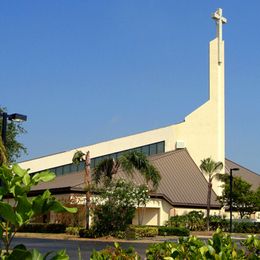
top-left (12, 237), bottom-right (151, 259)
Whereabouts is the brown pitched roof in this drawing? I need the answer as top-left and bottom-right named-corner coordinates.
top-left (148, 149), bottom-right (220, 208)
top-left (32, 149), bottom-right (220, 208)
top-left (225, 159), bottom-right (260, 190)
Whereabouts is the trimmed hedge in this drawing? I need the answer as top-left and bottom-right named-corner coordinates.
top-left (65, 226), bottom-right (81, 236)
top-left (233, 221), bottom-right (260, 233)
top-left (126, 226), bottom-right (158, 239)
top-left (158, 226), bottom-right (190, 236)
top-left (79, 228), bottom-right (98, 238)
top-left (18, 223), bottom-right (66, 233)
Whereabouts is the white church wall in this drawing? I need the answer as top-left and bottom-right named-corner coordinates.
top-left (19, 124), bottom-right (175, 173)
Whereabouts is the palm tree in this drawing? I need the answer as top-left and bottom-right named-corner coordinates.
top-left (72, 150), bottom-right (91, 229)
top-left (200, 157), bottom-right (223, 231)
top-left (93, 151), bottom-right (161, 190)
top-left (119, 151), bottom-right (161, 190)
top-left (93, 158), bottom-right (120, 185)
top-left (93, 151), bottom-right (161, 225)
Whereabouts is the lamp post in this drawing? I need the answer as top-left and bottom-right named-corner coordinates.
top-left (1, 112), bottom-right (27, 147)
top-left (229, 167), bottom-right (239, 233)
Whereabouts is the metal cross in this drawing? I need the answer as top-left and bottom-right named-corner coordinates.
top-left (212, 8), bottom-right (227, 64)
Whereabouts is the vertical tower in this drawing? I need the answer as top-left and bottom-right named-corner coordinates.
top-left (210, 8), bottom-right (227, 170)
top-left (173, 8), bottom-right (227, 195)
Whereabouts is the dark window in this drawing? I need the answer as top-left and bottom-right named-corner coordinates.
top-left (71, 164), bottom-right (78, 173)
top-left (141, 146), bottom-right (149, 155)
top-left (90, 160), bottom-right (95, 168)
top-left (78, 161), bottom-right (85, 171)
top-left (56, 167), bottom-right (63, 176)
top-left (149, 143), bottom-right (157, 155)
top-left (35, 141), bottom-right (165, 176)
top-left (157, 142), bottom-right (165, 154)
top-left (63, 164), bottom-right (71, 175)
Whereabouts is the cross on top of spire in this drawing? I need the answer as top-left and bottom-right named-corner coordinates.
top-left (212, 8), bottom-right (227, 40)
top-left (212, 8), bottom-right (227, 64)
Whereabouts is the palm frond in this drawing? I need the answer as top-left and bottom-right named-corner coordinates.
top-left (93, 158), bottom-right (119, 184)
top-left (200, 157), bottom-right (223, 180)
top-left (72, 150), bottom-right (85, 165)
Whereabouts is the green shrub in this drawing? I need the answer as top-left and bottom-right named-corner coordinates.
top-left (126, 226), bottom-right (158, 239)
top-left (90, 242), bottom-right (140, 260)
top-left (158, 226), bottom-right (190, 236)
top-left (209, 215), bottom-right (229, 231)
top-left (65, 226), bottom-right (81, 236)
top-left (146, 241), bottom-right (174, 259)
top-left (114, 230), bottom-right (127, 239)
top-left (233, 221), bottom-right (260, 233)
top-left (146, 229), bottom-right (259, 259)
top-left (18, 223), bottom-right (66, 233)
top-left (146, 236), bottom-right (205, 259)
top-left (166, 211), bottom-right (206, 231)
top-left (79, 228), bottom-right (98, 238)
top-left (242, 234), bottom-right (260, 258)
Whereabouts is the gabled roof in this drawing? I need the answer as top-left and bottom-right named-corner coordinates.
top-left (142, 149), bottom-right (220, 208)
top-left (225, 159), bottom-right (260, 190)
top-left (32, 149), bottom-right (220, 208)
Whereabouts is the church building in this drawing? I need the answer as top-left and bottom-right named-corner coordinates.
top-left (19, 9), bottom-right (260, 226)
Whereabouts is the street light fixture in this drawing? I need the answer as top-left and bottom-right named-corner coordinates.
top-left (1, 112), bottom-right (27, 147)
top-left (229, 167), bottom-right (240, 233)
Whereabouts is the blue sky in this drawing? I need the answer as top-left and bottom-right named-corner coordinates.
top-left (1, 1), bottom-right (259, 173)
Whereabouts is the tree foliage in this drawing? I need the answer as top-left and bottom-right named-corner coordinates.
top-left (93, 158), bottom-right (120, 185)
top-left (94, 151), bottom-right (161, 190)
top-left (200, 158), bottom-right (223, 231)
top-left (218, 174), bottom-right (260, 219)
top-left (0, 107), bottom-right (27, 163)
top-left (0, 164), bottom-right (77, 258)
top-left (92, 179), bottom-right (149, 236)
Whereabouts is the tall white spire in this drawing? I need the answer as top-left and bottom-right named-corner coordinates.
top-left (212, 8), bottom-right (227, 64)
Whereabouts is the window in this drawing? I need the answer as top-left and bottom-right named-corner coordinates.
top-left (56, 167), bottom-right (63, 176)
top-left (78, 161), bottom-right (85, 171)
top-left (149, 143), bottom-right (157, 155)
top-left (141, 146), bottom-right (149, 155)
top-left (71, 164), bottom-right (78, 173)
top-left (37, 141), bottom-right (165, 176)
top-left (63, 164), bottom-right (71, 175)
top-left (157, 142), bottom-right (165, 154)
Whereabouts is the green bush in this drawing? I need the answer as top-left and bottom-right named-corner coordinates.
top-left (90, 242), bottom-right (140, 259)
top-left (146, 241), bottom-right (174, 259)
top-left (233, 221), bottom-right (260, 233)
top-left (79, 228), bottom-right (98, 238)
top-left (18, 223), bottom-right (66, 233)
top-left (158, 226), bottom-right (190, 236)
top-left (166, 211), bottom-right (206, 231)
top-left (209, 215), bottom-right (229, 231)
top-left (146, 229), bottom-right (260, 259)
top-left (126, 226), bottom-right (158, 239)
top-left (65, 226), bottom-right (81, 236)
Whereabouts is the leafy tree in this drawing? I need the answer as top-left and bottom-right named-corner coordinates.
top-left (93, 151), bottom-right (160, 225)
top-left (0, 107), bottom-right (27, 163)
top-left (200, 158), bottom-right (223, 231)
top-left (218, 174), bottom-right (260, 219)
top-left (0, 163), bottom-right (77, 258)
top-left (92, 179), bottom-right (149, 236)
